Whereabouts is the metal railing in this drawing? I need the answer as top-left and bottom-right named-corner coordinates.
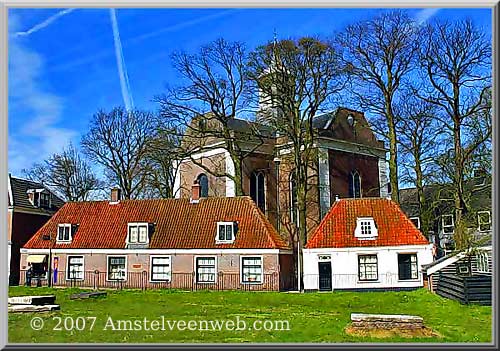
top-left (19, 270), bottom-right (288, 291)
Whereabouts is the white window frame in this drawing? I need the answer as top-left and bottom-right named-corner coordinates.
top-left (195, 256), bottom-right (217, 284)
top-left (127, 223), bottom-right (149, 244)
top-left (358, 254), bottom-right (379, 282)
top-left (476, 252), bottom-right (490, 273)
top-left (215, 222), bottom-right (236, 244)
top-left (66, 255), bottom-right (85, 281)
top-left (410, 217), bottom-right (421, 229)
top-left (149, 255), bottom-right (172, 282)
top-left (477, 211), bottom-right (492, 232)
top-left (57, 224), bottom-right (73, 243)
top-left (240, 256), bottom-right (263, 284)
top-left (106, 255), bottom-right (127, 281)
top-left (442, 214), bottom-right (454, 234)
top-left (397, 253), bottom-right (419, 281)
top-left (354, 217), bottom-right (378, 239)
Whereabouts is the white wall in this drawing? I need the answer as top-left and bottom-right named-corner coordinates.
top-left (303, 244), bottom-right (433, 290)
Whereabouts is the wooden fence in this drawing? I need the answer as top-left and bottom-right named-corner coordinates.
top-left (435, 272), bottom-right (491, 305)
top-left (19, 270), bottom-right (293, 292)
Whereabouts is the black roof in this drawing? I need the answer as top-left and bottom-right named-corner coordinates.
top-left (8, 175), bottom-right (65, 214)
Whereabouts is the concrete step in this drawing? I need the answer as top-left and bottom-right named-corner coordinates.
top-left (9, 304), bottom-right (60, 313)
top-left (8, 295), bottom-right (56, 306)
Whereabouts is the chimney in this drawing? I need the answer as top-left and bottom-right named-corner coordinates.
top-left (110, 188), bottom-right (121, 203)
top-left (191, 181), bottom-right (200, 203)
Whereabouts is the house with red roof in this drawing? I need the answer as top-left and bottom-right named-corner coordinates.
top-left (20, 186), bottom-right (293, 291)
top-left (303, 198), bottom-right (433, 291)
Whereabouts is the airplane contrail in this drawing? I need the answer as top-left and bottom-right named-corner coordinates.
top-left (15, 8), bottom-right (76, 37)
top-left (415, 8), bottom-right (441, 26)
top-left (110, 8), bottom-right (134, 111)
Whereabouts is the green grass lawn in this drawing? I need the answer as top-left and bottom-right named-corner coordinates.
top-left (8, 287), bottom-right (491, 343)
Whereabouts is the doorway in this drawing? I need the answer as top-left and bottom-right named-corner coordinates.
top-left (318, 261), bottom-right (332, 291)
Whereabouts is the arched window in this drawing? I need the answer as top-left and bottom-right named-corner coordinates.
top-left (289, 171), bottom-right (299, 227)
top-left (250, 171), bottom-right (266, 213)
top-left (197, 174), bottom-right (209, 197)
top-left (349, 171), bottom-right (361, 198)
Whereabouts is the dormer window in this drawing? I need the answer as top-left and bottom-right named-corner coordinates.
top-left (354, 217), bottom-right (378, 239)
top-left (39, 192), bottom-right (50, 208)
top-left (216, 222), bottom-right (237, 243)
top-left (57, 224), bottom-right (73, 243)
top-left (127, 223), bottom-right (149, 244)
top-left (27, 188), bottom-right (51, 208)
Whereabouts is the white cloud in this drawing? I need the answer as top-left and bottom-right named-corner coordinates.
top-left (8, 14), bottom-right (78, 175)
top-left (415, 8), bottom-right (441, 25)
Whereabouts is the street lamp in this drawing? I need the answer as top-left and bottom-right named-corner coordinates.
top-left (42, 233), bottom-right (54, 287)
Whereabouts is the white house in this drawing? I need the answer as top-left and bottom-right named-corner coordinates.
top-left (303, 198), bottom-right (433, 291)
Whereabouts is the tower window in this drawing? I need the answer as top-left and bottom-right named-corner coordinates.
top-left (250, 171), bottom-right (266, 213)
top-left (197, 174), bottom-right (209, 198)
top-left (349, 171), bottom-right (362, 198)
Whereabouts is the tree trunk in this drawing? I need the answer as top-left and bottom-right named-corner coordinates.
top-left (414, 154), bottom-right (428, 236)
top-left (386, 108), bottom-right (400, 204)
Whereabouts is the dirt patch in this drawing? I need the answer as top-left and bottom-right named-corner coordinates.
top-left (345, 325), bottom-right (442, 339)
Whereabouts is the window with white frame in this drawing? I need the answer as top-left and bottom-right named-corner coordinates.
top-left (358, 255), bottom-right (378, 281)
top-left (127, 223), bottom-right (149, 244)
top-left (216, 222), bottom-right (236, 243)
top-left (57, 224), bottom-right (73, 242)
top-left (398, 253), bottom-right (418, 280)
top-left (67, 256), bottom-right (84, 280)
top-left (196, 257), bottom-right (216, 283)
top-left (107, 256), bottom-right (126, 280)
top-left (478, 211), bottom-right (491, 232)
top-left (354, 217), bottom-right (378, 239)
top-left (410, 217), bottom-right (421, 229)
top-left (150, 256), bottom-right (171, 281)
top-left (476, 252), bottom-right (490, 273)
top-left (442, 214), bottom-right (454, 234)
top-left (241, 257), bottom-right (263, 283)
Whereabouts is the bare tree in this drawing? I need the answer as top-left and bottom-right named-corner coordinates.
top-left (143, 127), bottom-right (185, 198)
top-left (22, 143), bottom-right (101, 201)
top-left (337, 10), bottom-right (420, 203)
top-left (156, 38), bottom-right (267, 196)
top-left (248, 37), bottom-right (346, 289)
top-left (395, 91), bottom-right (444, 236)
top-left (81, 107), bottom-right (155, 199)
top-left (417, 19), bottom-right (491, 247)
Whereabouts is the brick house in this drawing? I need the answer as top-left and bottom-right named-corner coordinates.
top-left (20, 187), bottom-right (293, 291)
top-left (175, 107), bottom-right (390, 241)
top-left (8, 174), bottom-right (64, 285)
top-left (303, 198), bottom-right (433, 291)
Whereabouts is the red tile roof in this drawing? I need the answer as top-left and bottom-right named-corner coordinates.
top-left (24, 197), bottom-right (289, 250)
top-left (306, 198), bottom-right (429, 249)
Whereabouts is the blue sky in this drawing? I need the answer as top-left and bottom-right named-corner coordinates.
top-left (8, 7), bottom-right (492, 176)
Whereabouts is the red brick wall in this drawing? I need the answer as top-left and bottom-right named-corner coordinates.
top-left (10, 212), bottom-right (52, 285)
top-left (20, 252), bottom-right (290, 291)
top-left (328, 149), bottom-right (380, 200)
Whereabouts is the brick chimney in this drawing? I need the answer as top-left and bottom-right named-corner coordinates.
top-left (190, 181), bottom-right (200, 203)
top-left (110, 188), bottom-right (121, 203)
